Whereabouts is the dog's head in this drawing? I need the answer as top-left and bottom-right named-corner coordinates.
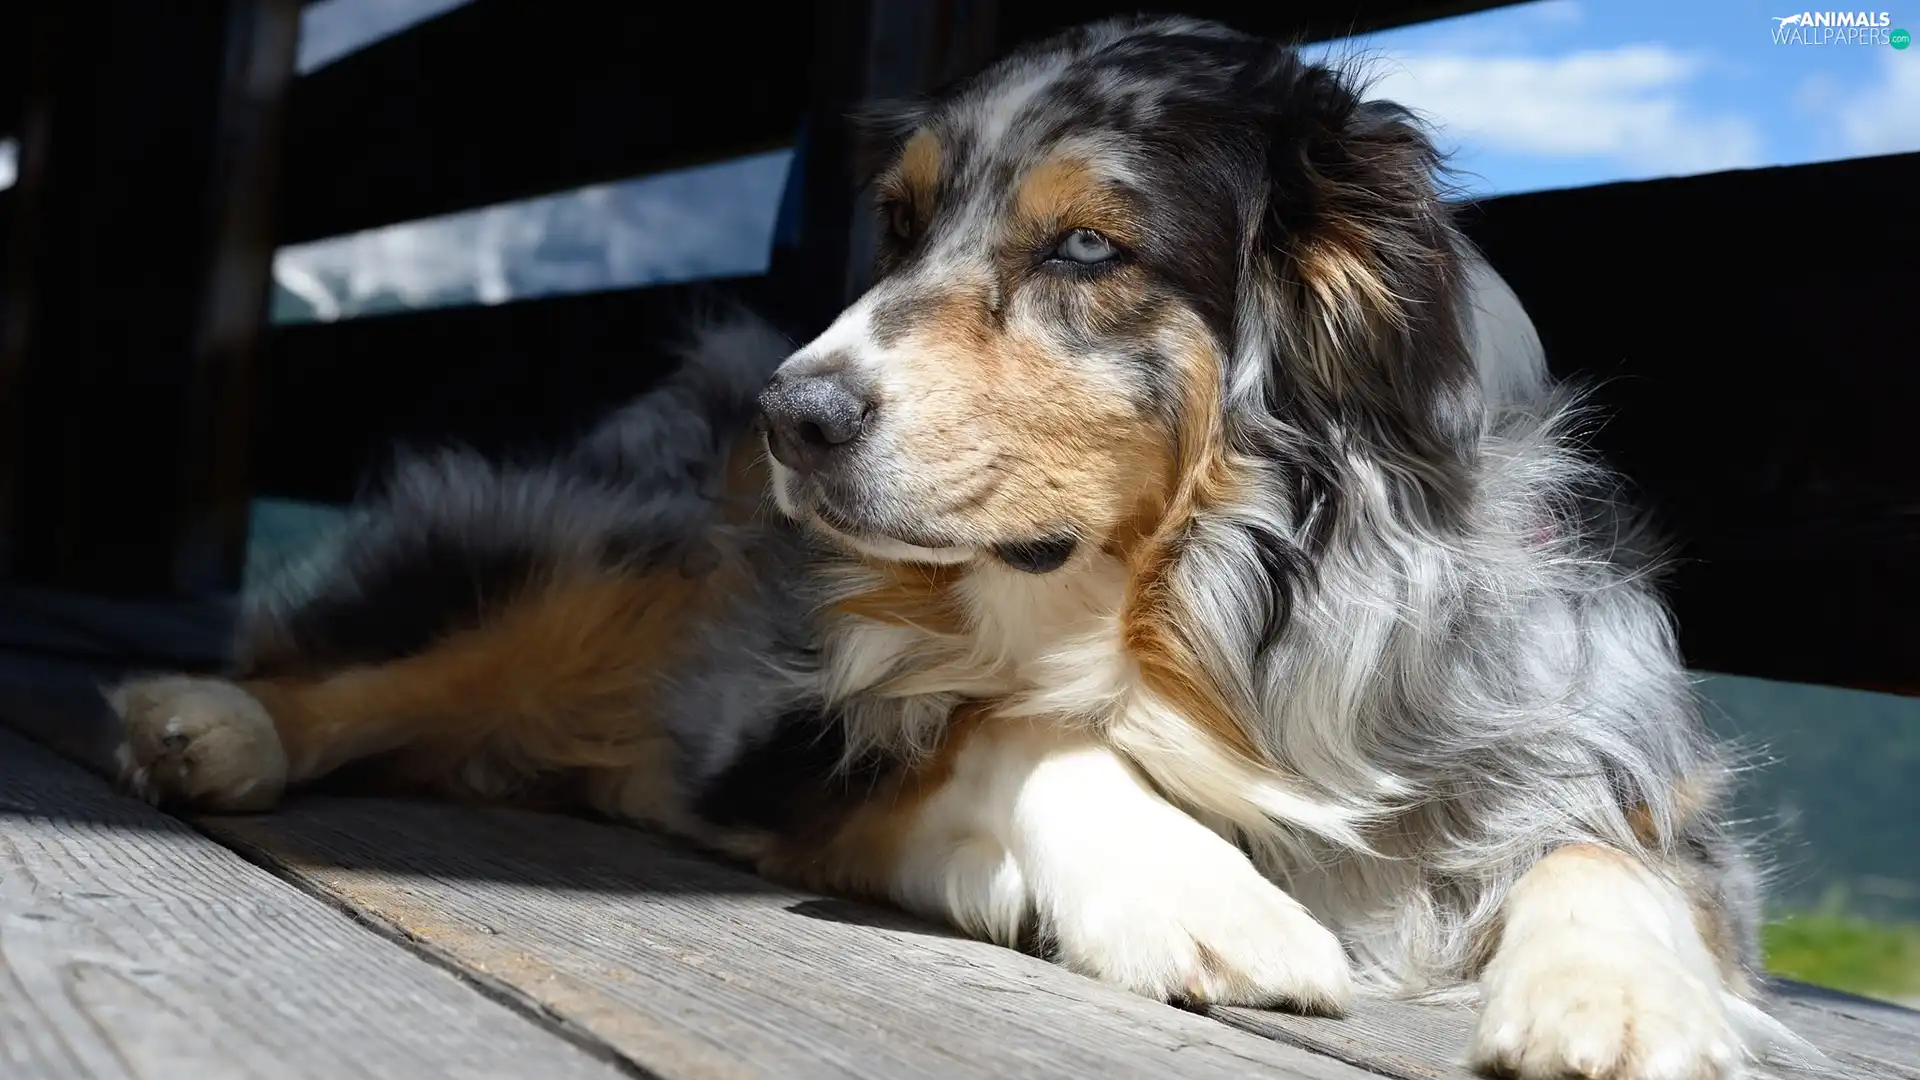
top-left (760, 16), bottom-right (1481, 584)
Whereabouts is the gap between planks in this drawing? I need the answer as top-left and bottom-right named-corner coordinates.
top-left (198, 795), bottom-right (1381, 1080)
top-left (0, 726), bottom-right (638, 1080)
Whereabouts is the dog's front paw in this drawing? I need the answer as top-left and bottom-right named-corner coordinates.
top-left (106, 676), bottom-right (287, 812)
top-left (1048, 838), bottom-right (1352, 1012)
top-left (1471, 926), bottom-right (1746, 1080)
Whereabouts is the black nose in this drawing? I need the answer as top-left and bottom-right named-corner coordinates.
top-left (757, 371), bottom-right (875, 474)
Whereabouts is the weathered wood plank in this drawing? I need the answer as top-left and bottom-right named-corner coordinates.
top-left (198, 795), bottom-right (1380, 1080)
top-left (1767, 987), bottom-right (1920, 1080)
top-left (201, 791), bottom-right (1920, 1080)
top-left (0, 727), bottom-right (633, 1080)
top-left (1210, 978), bottom-right (1920, 1079)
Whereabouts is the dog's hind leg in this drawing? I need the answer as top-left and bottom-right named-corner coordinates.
top-left (106, 467), bottom-right (751, 820)
top-left (111, 551), bottom-right (737, 821)
top-left (107, 313), bottom-right (791, 816)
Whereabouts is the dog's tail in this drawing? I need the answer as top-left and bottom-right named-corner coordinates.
top-left (563, 306), bottom-right (796, 494)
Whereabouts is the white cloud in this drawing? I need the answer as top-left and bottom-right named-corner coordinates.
top-left (1358, 45), bottom-right (1763, 179)
top-left (1325, 1), bottom-right (1582, 60)
top-left (1530, 0), bottom-right (1585, 25)
top-left (1835, 52), bottom-right (1920, 157)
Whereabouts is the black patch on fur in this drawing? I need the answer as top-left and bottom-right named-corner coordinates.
top-left (251, 523), bottom-right (546, 676)
top-left (993, 536), bottom-right (1078, 574)
top-left (1240, 47), bottom-right (1482, 530)
top-left (692, 708), bottom-right (897, 842)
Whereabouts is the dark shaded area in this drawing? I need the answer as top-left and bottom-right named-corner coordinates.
top-left (277, 1), bottom-right (817, 246)
top-left (994, 0), bottom-right (1523, 49)
top-left (692, 708), bottom-right (909, 851)
top-left (258, 277), bottom-right (774, 504)
top-left (0, 1), bottom-right (299, 604)
top-left (1460, 151), bottom-right (1920, 696)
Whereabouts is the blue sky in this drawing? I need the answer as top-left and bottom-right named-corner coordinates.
top-left (1316, 0), bottom-right (1919, 195)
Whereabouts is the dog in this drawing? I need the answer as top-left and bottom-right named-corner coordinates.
top-left (109, 16), bottom-right (1799, 1079)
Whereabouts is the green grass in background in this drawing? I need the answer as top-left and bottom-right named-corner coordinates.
top-left (1765, 911), bottom-right (1920, 1003)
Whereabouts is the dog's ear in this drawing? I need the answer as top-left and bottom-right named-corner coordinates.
top-left (847, 97), bottom-right (931, 191)
top-left (1243, 51), bottom-right (1482, 523)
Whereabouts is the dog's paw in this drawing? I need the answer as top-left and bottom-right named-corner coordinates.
top-left (106, 676), bottom-right (287, 812)
top-left (1470, 926), bottom-right (1747, 1080)
top-left (1048, 838), bottom-right (1353, 1012)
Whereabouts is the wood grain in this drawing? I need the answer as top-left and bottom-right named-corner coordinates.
top-left (9, 706), bottom-right (1913, 1080)
top-left (0, 728), bottom-right (630, 1080)
top-left (197, 795), bottom-right (1378, 1080)
top-left (200, 792), bottom-right (1920, 1080)
top-left (1210, 978), bottom-right (1920, 1080)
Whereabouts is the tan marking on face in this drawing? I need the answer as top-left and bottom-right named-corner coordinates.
top-left (896, 131), bottom-right (943, 202)
top-left (1011, 156), bottom-right (1141, 249)
top-left (876, 286), bottom-right (1168, 545)
top-left (876, 129), bottom-right (944, 244)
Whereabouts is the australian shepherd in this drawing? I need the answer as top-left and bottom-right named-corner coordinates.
top-left (110, 16), bottom-right (1801, 1079)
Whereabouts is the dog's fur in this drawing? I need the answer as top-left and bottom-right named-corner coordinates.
top-left (110, 17), bottom-right (1802, 1079)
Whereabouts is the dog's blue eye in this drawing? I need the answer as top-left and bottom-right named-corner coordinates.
top-left (1051, 228), bottom-right (1119, 265)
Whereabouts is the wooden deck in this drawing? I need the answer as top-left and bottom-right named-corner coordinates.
top-left (3, 721), bottom-right (1917, 1080)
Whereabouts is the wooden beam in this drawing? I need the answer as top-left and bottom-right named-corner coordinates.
top-left (255, 277), bottom-right (778, 505)
top-left (0, 4), bottom-right (21, 136)
top-left (277, 0), bottom-right (815, 246)
top-left (1460, 152), bottom-right (1920, 696)
top-left (994, 0), bottom-right (1531, 48)
top-left (0, 1), bottom-right (299, 611)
